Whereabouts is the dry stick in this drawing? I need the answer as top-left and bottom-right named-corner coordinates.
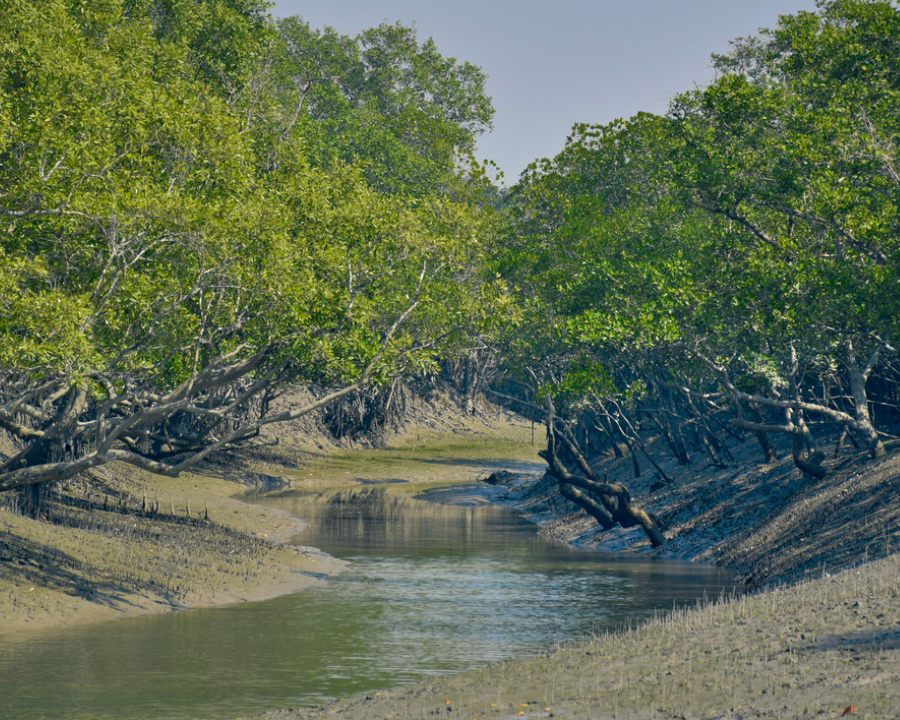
top-left (600, 400), bottom-right (674, 485)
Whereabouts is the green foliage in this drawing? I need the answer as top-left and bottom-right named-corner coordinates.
top-left (0, 0), bottom-right (495, 395)
top-left (256, 16), bottom-right (494, 196)
top-left (497, 0), bottom-right (900, 417)
top-left (4, 0), bottom-right (898, 484)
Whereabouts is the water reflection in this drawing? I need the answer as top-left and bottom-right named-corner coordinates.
top-left (0, 491), bottom-right (732, 720)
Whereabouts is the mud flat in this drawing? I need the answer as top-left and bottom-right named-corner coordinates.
top-left (0, 463), bottom-right (344, 638)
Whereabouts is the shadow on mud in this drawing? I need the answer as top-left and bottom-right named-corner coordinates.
top-left (0, 531), bottom-right (158, 609)
top-left (812, 627), bottom-right (900, 652)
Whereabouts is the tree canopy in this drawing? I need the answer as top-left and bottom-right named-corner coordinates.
top-left (0, 0), bottom-right (497, 490)
top-left (490, 0), bottom-right (900, 544)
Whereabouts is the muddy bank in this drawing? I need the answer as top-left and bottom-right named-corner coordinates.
top-left (4, 391), bottom-right (899, 719)
top-left (0, 463), bottom-right (345, 639)
top-left (478, 435), bottom-right (900, 589)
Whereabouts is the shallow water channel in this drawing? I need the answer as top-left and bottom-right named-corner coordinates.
top-left (0, 467), bottom-right (732, 720)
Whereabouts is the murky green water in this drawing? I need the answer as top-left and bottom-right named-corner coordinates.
top-left (0, 478), bottom-right (732, 720)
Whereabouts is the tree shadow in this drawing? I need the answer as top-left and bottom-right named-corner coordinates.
top-left (352, 477), bottom-right (408, 485)
top-left (0, 531), bottom-right (169, 610)
top-left (47, 491), bottom-right (208, 532)
top-left (199, 459), bottom-right (296, 488)
top-left (812, 627), bottom-right (900, 652)
top-left (414, 482), bottom-right (503, 506)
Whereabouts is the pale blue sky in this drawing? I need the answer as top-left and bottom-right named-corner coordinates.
top-left (271, 1), bottom-right (818, 182)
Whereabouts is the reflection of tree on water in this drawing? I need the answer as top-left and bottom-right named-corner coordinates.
top-left (285, 490), bottom-right (733, 679)
top-left (299, 490), bottom-right (503, 556)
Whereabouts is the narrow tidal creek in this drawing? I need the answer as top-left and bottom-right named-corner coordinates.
top-left (0, 465), bottom-right (731, 720)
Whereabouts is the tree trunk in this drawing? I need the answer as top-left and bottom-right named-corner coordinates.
top-left (790, 412), bottom-right (827, 480)
top-left (746, 407), bottom-right (778, 463)
top-left (756, 429), bottom-right (779, 463)
top-left (846, 341), bottom-right (885, 459)
top-left (558, 482), bottom-right (615, 529)
top-left (701, 433), bottom-right (728, 468)
top-left (592, 412), bottom-right (624, 458)
top-left (463, 354), bottom-right (478, 415)
top-left (656, 383), bottom-right (690, 465)
top-left (2, 384), bottom-right (87, 475)
top-left (541, 399), bottom-right (666, 548)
